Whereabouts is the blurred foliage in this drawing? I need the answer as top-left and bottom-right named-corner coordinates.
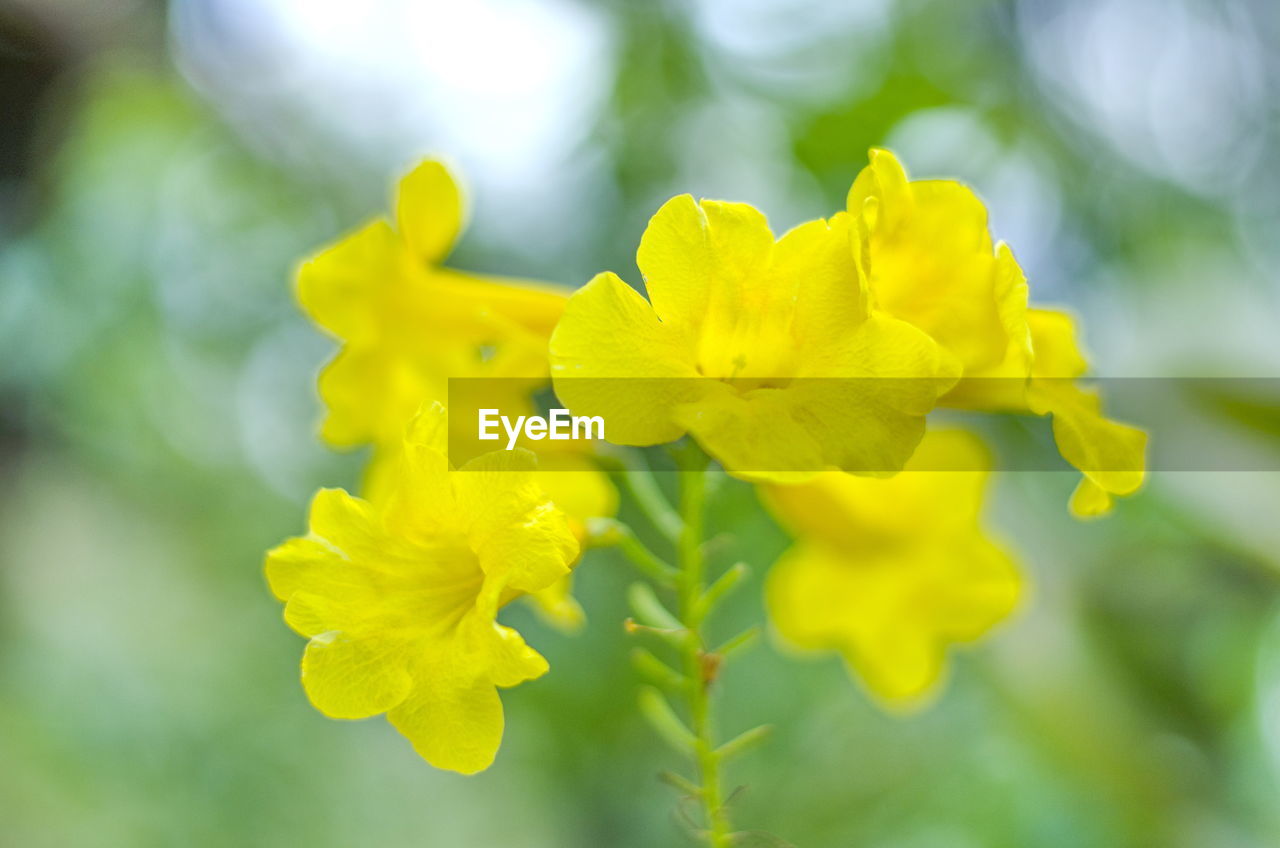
top-left (2, 0), bottom-right (1280, 846)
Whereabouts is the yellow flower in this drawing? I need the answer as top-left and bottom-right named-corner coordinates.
top-left (848, 148), bottom-right (1145, 516)
top-left (295, 158), bottom-right (617, 626)
top-left (549, 195), bottom-right (961, 479)
top-left (762, 430), bottom-right (1021, 705)
top-left (296, 158), bottom-right (568, 453)
top-left (264, 405), bottom-right (579, 774)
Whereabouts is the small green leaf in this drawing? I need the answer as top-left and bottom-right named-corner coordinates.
top-left (632, 647), bottom-right (688, 690)
top-left (714, 627), bottom-right (760, 658)
top-left (618, 467), bottom-right (683, 542)
top-left (623, 618), bottom-right (686, 648)
top-left (695, 562), bottom-right (749, 619)
top-left (606, 521), bottom-right (679, 584)
top-left (658, 770), bottom-right (702, 797)
top-left (629, 582), bottom-right (683, 631)
top-left (715, 725), bottom-right (773, 761)
top-left (639, 686), bottom-right (696, 752)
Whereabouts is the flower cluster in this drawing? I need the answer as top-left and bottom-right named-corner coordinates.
top-left (295, 159), bottom-right (615, 629)
top-left (551, 149), bottom-right (1145, 509)
top-left (267, 151), bottom-right (1145, 780)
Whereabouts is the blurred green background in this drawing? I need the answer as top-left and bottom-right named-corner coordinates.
top-left (3, 0), bottom-right (1280, 845)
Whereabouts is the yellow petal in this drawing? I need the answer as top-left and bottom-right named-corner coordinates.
top-left (765, 537), bottom-right (1019, 706)
top-left (643, 204), bottom-right (863, 381)
top-left (271, 483), bottom-right (488, 640)
top-left (673, 388), bottom-right (827, 481)
top-left (636, 195), bottom-right (775, 335)
top-left (381, 405), bottom-right (459, 539)
top-left (942, 243), bottom-right (1034, 410)
top-left (1027, 308), bottom-right (1088, 379)
top-left (1023, 312), bottom-right (1145, 498)
top-left (268, 527), bottom-right (410, 640)
top-left (268, 538), bottom-right (420, 642)
top-left (797, 311), bottom-right (962, 391)
top-left (282, 589), bottom-right (376, 642)
top-left (550, 271), bottom-right (705, 445)
top-left (264, 536), bottom-right (339, 604)
top-left (396, 159), bottom-right (463, 264)
top-left (877, 242), bottom-right (1002, 366)
top-left (429, 267), bottom-right (567, 340)
top-left (306, 488), bottom-right (387, 563)
top-left (455, 449), bottom-right (579, 594)
top-left (317, 345), bottom-right (432, 447)
top-left (296, 220), bottom-right (411, 344)
top-left (994, 245), bottom-right (1034, 376)
top-left (484, 620), bottom-right (552, 687)
top-left (404, 400), bottom-right (450, 454)
top-left (301, 630), bottom-right (414, 719)
top-left (522, 458), bottom-right (615, 633)
top-left (850, 148), bottom-right (1018, 375)
top-left (1031, 379), bottom-right (1147, 498)
top-left (761, 429), bottom-right (1021, 705)
top-left (388, 658), bottom-right (505, 775)
top-left (847, 147), bottom-right (912, 233)
top-left (679, 315), bottom-right (956, 479)
top-left (1069, 476), bottom-right (1115, 518)
top-left (760, 430), bottom-right (991, 549)
top-left (773, 214), bottom-right (869, 349)
top-left (360, 444), bottom-right (399, 507)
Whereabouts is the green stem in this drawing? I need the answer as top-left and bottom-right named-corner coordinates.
top-left (676, 461), bottom-right (732, 847)
top-left (620, 467), bottom-right (684, 543)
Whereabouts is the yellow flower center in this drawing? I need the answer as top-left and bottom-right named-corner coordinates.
top-left (411, 540), bottom-right (486, 636)
top-left (692, 312), bottom-right (797, 389)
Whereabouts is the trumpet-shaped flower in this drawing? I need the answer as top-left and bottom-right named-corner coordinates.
top-left (762, 430), bottom-right (1021, 705)
top-left (549, 196), bottom-right (961, 479)
top-left (264, 405), bottom-right (579, 773)
top-left (295, 158), bottom-right (616, 626)
top-left (297, 158), bottom-right (566, 453)
top-left (848, 149), bottom-right (1146, 515)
